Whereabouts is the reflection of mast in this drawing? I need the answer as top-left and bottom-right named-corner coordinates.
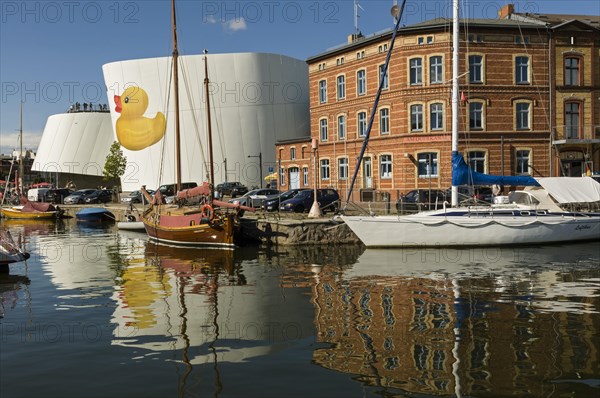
top-left (177, 273), bottom-right (192, 398)
top-left (452, 279), bottom-right (462, 398)
top-left (209, 271), bottom-right (223, 398)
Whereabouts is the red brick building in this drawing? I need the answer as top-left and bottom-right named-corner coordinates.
top-left (276, 7), bottom-right (599, 204)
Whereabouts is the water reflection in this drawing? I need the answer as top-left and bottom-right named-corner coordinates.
top-left (302, 244), bottom-right (600, 397)
top-left (0, 273), bottom-right (30, 318)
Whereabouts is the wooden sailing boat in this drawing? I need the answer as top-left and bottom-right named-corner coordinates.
top-left (141, 0), bottom-right (251, 247)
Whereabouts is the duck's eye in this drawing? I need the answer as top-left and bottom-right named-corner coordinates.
top-left (124, 97), bottom-right (129, 104)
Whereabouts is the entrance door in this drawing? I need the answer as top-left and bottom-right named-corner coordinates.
top-left (289, 167), bottom-right (300, 189)
top-left (363, 157), bottom-right (372, 188)
top-left (561, 160), bottom-right (583, 177)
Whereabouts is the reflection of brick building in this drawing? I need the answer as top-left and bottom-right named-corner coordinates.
top-left (276, 6), bottom-right (599, 203)
top-left (310, 270), bottom-right (600, 396)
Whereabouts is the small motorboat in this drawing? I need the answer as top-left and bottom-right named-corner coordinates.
top-left (76, 207), bottom-right (115, 222)
top-left (1, 201), bottom-right (63, 219)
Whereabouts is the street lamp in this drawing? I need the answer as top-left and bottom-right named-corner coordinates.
top-left (248, 152), bottom-right (262, 188)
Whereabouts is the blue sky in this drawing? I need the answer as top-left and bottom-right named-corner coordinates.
top-left (1, 0), bottom-right (599, 155)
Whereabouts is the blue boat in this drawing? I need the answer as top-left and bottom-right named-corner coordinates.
top-left (75, 208), bottom-right (115, 222)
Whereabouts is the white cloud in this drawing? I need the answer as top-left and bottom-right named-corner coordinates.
top-left (223, 18), bottom-right (247, 32)
top-left (205, 15), bottom-right (217, 24)
top-left (0, 130), bottom-right (42, 156)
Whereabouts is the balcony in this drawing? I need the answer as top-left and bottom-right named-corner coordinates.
top-left (552, 124), bottom-right (600, 145)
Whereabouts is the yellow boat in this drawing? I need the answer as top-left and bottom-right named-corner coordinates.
top-left (0, 202), bottom-right (61, 220)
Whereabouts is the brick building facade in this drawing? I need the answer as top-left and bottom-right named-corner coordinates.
top-left (276, 6), bottom-right (599, 204)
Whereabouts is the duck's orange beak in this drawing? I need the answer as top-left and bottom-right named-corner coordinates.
top-left (114, 95), bottom-right (122, 113)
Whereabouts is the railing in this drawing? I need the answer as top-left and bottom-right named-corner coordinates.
top-left (552, 125), bottom-right (600, 141)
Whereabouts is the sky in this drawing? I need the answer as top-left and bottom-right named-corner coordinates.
top-left (1, 0), bottom-right (599, 155)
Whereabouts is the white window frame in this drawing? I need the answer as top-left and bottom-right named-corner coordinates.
top-left (430, 56), bottom-right (443, 84)
top-left (430, 103), bottom-right (443, 131)
top-left (318, 80), bottom-right (327, 103)
top-left (338, 157), bottom-right (349, 180)
top-left (320, 159), bottom-right (330, 180)
top-left (357, 111), bottom-right (367, 137)
top-left (379, 107), bottom-right (390, 135)
top-left (319, 118), bottom-right (328, 142)
top-left (380, 154), bottom-right (392, 179)
top-left (336, 75), bottom-right (346, 100)
top-left (357, 69), bottom-right (366, 96)
top-left (417, 153), bottom-right (438, 178)
top-left (337, 114), bottom-right (346, 140)
top-left (410, 104), bottom-right (423, 132)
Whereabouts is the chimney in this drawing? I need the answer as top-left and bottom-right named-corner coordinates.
top-left (498, 4), bottom-right (515, 19)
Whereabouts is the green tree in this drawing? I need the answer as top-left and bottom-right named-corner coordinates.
top-left (103, 141), bottom-right (127, 184)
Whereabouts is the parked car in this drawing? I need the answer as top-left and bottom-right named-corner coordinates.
top-left (216, 181), bottom-right (248, 198)
top-left (46, 188), bottom-right (73, 204)
top-left (84, 189), bottom-right (113, 204)
top-left (121, 189), bottom-right (154, 205)
top-left (229, 188), bottom-right (280, 208)
top-left (279, 188), bottom-right (340, 213)
top-left (63, 189), bottom-right (97, 204)
top-left (157, 182), bottom-right (197, 197)
top-left (262, 188), bottom-right (312, 212)
top-left (396, 189), bottom-right (447, 213)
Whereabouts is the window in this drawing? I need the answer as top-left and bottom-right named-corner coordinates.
top-left (356, 50), bottom-right (365, 60)
top-left (318, 80), bottom-right (327, 103)
top-left (427, 36), bottom-right (433, 44)
top-left (290, 147), bottom-right (296, 160)
top-left (380, 155), bottom-right (392, 179)
top-left (357, 70), bottom-right (366, 95)
top-left (410, 58), bottom-right (422, 85)
top-left (468, 34), bottom-right (483, 43)
top-left (418, 153), bottom-right (438, 177)
top-left (467, 151), bottom-right (486, 173)
top-left (430, 103), bottom-right (443, 130)
top-left (565, 102), bottom-right (580, 139)
top-left (515, 36), bottom-right (530, 44)
top-left (279, 167), bottom-right (285, 186)
top-left (516, 150), bottom-right (530, 175)
top-left (410, 104), bottom-right (423, 131)
top-left (430, 56), bottom-right (443, 84)
top-left (336, 57), bottom-right (344, 65)
top-left (565, 57), bottom-right (580, 86)
top-left (320, 159), bottom-right (330, 180)
top-left (357, 111), bottom-right (367, 137)
top-left (336, 75), bottom-right (345, 100)
top-left (515, 56), bottom-right (529, 84)
top-left (338, 115), bottom-right (346, 140)
top-left (318, 63), bottom-right (325, 71)
top-left (379, 108), bottom-right (390, 135)
top-left (301, 147), bottom-right (306, 159)
top-left (418, 37), bottom-right (424, 45)
top-left (378, 43), bottom-right (388, 53)
top-left (469, 102), bottom-right (483, 130)
top-left (469, 55), bottom-right (483, 83)
top-left (319, 118), bottom-right (328, 141)
top-left (303, 167), bottom-right (309, 186)
top-left (338, 158), bottom-right (349, 180)
top-left (379, 64), bottom-right (389, 89)
top-left (516, 102), bottom-right (530, 130)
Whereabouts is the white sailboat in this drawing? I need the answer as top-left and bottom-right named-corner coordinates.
top-left (341, 0), bottom-right (600, 248)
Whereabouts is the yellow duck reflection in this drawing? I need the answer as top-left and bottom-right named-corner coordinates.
top-left (114, 87), bottom-right (166, 151)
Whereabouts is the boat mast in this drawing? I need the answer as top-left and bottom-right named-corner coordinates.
top-left (19, 100), bottom-right (23, 193)
top-left (171, 0), bottom-right (182, 193)
top-left (203, 51), bottom-right (215, 202)
top-left (451, 0), bottom-right (459, 207)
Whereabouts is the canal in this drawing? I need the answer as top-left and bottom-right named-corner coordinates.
top-left (1, 218), bottom-right (599, 397)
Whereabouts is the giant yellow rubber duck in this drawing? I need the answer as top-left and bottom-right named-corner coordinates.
top-left (114, 87), bottom-right (166, 151)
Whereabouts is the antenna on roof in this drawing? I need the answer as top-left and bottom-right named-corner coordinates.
top-left (354, 0), bottom-right (365, 41)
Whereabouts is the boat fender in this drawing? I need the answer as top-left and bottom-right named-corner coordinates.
top-left (127, 214), bottom-right (136, 222)
top-left (201, 204), bottom-right (214, 222)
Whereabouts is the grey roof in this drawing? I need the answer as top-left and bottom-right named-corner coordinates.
top-left (511, 12), bottom-right (599, 28)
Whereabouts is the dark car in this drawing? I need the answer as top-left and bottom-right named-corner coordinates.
top-left (83, 189), bottom-right (113, 204)
top-left (279, 188), bottom-right (340, 213)
top-left (216, 182), bottom-right (248, 198)
top-left (46, 188), bottom-right (73, 204)
top-left (396, 189), bottom-right (448, 213)
top-left (64, 189), bottom-right (97, 204)
top-left (121, 189), bottom-right (155, 205)
top-left (262, 188), bottom-right (312, 212)
top-left (228, 188), bottom-right (280, 208)
top-left (157, 182), bottom-right (197, 197)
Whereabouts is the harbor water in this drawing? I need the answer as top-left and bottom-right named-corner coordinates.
top-left (1, 218), bottom-right (599, 397)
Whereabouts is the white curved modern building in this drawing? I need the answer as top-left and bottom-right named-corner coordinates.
top-left (103, 52), bottom-right (309, 192)
top-left (32, 111), bottom-right (114, 181)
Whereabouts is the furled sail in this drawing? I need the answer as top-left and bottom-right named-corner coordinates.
top-left (452, 151), bottom-right (540, 187)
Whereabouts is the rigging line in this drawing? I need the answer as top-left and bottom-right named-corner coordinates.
top-left (179, 57), bottom-right (208, 171)
top-left (345, 0), bottom-right (408, 208)
top-left (158, 56), bottom-right (174, 195)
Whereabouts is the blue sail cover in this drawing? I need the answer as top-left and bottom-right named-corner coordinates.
top-left (452, 151), bottom-right (540, 186)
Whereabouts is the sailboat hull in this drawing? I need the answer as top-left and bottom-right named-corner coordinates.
top-left (342, 211), bottom-right (600, 247)
top-left (1, 207), bottom-right (58, 220)
top-left (143, 206), bottom-right (235, 247)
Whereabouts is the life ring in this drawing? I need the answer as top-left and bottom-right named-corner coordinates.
top-left (201, 204), bottom-right (214, 221)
